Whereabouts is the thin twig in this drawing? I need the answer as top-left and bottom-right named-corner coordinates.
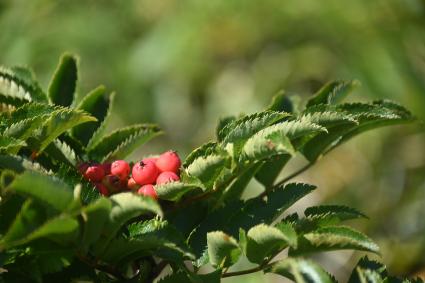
top-left (222, 261), bottom-right (274, 278)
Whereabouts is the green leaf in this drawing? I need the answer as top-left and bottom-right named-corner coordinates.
top-left (216, 116), bottom-right (236, 141)
top-left (8, 66), bottom-right (47, 102)
top-left (188, 201), bottom-right (244, 259)
top-left (71, 86), bottom-right (112, 145)
top-left (207, 231), bottom-right (241, 268)
top-left (87, 124), bottom-right (161, 162)
top-left (306, 80), bottom-right (360, 107)
top-left (50, 139), bottom-right (78, 166)
top-left (303, 100), bottom-right (415, 161)
top-left (126, 219), bottom-right (194, 263)
top-left (266, 257), bottom-right (335, 283)
top-left (255, 154), bottom-right (291, 187)
top-left (14, 215), bottom-right (78, 247)
top-left (155, 182), bottom-right (201, 201)
top-left (7, 171), bottom-right (73, 211)
top-left (0, 136), bottom-right (26, 154)
top-left (28, 108), bottom-right (97, 153)
top-left (0, 68), bottom-right (46, 106)
top-left (220, 162), bottom-right (263, 202)
top-left (80, 197), bottom-right (112, 253)
top-left (241, 128), bottom-right (295, 162)
top-left (183, 141), bottom-right (221, 168)
top-left (187, 182), bottom-right (314, 260)
top-left (100, 236), bottom-right (192, 265)
top-left (185, 154), bottom-right (228, 189)
top-left (0, 103), bottom-right (55, 127)
top-left (290, 226), bottom-right (380, 256)
top-left (47, 53), bottom-right (78, 107)
top-left (1, 200), bottom-right (46, 248)
top-left (2, 117), bottom-right (45, 141)
top-left (227, 183), bottom-right (316, 236)
top-left (221, 111), bottom-right (288, 147)
top-left (92, 192), bottom-right (162, 254)
top-left (245, 224), bottom-right (297, 264)
top-left (348, 257), bottom-right (387, 283)
top-left (336, 100), bottom-right (415, 145)
top-left (304, 205), bottom-right (368, 222)
top-left (0, 154), bottom-right (46, 173)
top-left (267, 91), bottom-right (294, 113)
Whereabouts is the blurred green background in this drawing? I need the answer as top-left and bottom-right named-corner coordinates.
top-left (1, 0), bottom-right (424, 281)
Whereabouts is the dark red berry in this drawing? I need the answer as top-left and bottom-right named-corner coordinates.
top-left (137, 184), bottom-right (158, 200)
top-left (102, 163), bottom-right (112, 175)
top-left (127, 177), bottom-right (139, 190)
top-left (155, 151), bottom-right (181, 173)
top-left (103, 174), bottom-right (126, 192)
top-left (132, 161), bottom-right (159, 185)
top-left (84, 164), bottom-right (105, 182)
top-left (95, 183), bottom-right (109, 196)
top-left (111, 160), bottom-right (130, 180)
top-left (156, 171), bottom-right (180, 185)
top-left (78, 162), bottom-right (89, 174)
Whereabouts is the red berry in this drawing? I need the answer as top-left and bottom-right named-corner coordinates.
top-left (132, 161), bottom-right (159, 185)
top-left (95, 183), bottom-right (109, 196)
top-left (111, 160), bottom-right (130, 180)
top-left (155, 151), bottom-right (181, 173)
top-left (84, 164), bottom-right (105, 182)
top-left (156, 171), bottom-right (180, 185)
top-left (142, 157), bottom-right (158, 164)
top-left (127, 177), bottom-right (139, 190)
top-left (78, 162), bottom-right (89, 174)
top-left (137, 184), bottom-right (158, 200)
top-left (102, 163), bottom-right (112, 175)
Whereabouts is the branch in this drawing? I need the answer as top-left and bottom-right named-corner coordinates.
top-left (222, 261), bottom-right (274, 278)
top-left (76, 252), bottom-right (125, 280)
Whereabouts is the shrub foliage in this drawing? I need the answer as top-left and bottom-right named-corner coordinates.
top-left (0, 54), bottom-right (421, 282)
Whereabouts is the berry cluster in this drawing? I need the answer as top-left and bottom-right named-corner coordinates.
top-left (78, 151), bottom-right (181, 200)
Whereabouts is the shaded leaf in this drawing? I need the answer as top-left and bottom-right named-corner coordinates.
top-left (207, 231), bottom-right (241, 268)
top-left (88, 124), bottom-right (161, 162)
top-left (186, 154), bottom-right (228, 189)
top-left (155, 182), bottom-right (201, 201)
top-left (92, 192), bottom-right (162, 254)
top-left (80, 197), bottom-right (112, 253)
top-left (71, 86), bottom-right (112, 145)
top-left (28, 108), bottom-right (96, 153)
top-left (7, 171), bottom-right (73, 211)
top-left (245, 224), bottom-right (297, 264)
top-left (48, 53), bottom-right (78, 107)
top-left (266, 257), bottom-right (335, 283)
top-left (304, 205), bottom-right (367, 222)
top-left (306, 80), bottom-right (360, 107)
top-left (290, 226), bottom-right (380, 256)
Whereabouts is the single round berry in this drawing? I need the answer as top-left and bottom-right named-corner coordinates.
top-left (155, 151), bottom-right (181, 173)
top-left (103, 174), bottom-right (126, 192)
top-left (95, 183), bottom-right (109, 196)
top-left (132, 161), bottom-right (159, 185)
top-left (156, 171), bottom-right (180, 185)
top-left (137, 184), bottom-right (158, 200)
top-left (84, 164), bottom-right (105, 182)
top-left (78, 162), bottom-right (89, 174)
top-left (111, 160), bottom-right (130, 180)
top-left (127, 177), bottom-right (139, 190)
top-left (102, 163), bottom-right (112, 175)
